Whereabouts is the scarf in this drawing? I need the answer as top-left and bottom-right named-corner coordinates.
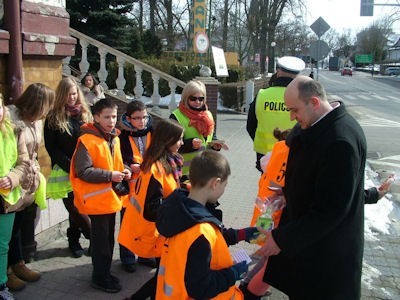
top-left (178, 101), bottom-right (214, 137)
top-left (166, 153), bottom-right (183, 183)
top-left (65, 103), bottom-right (82, 117)
top-left (120, 113), bottom-right (153, 137)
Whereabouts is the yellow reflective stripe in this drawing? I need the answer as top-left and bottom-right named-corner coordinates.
top-left (129, 178), bottom-right (138, 184)
top-left (83, 187), bottom-right (112, 199)
top-left (47, 175), bottom-right (69, 183)
top-left (163, 282), bottom-right (173, 297)
top-left (130, 196), bottom-right (142, 214)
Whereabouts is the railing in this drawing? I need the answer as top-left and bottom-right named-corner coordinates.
top-left (64, 28), bottom-right (186, 114)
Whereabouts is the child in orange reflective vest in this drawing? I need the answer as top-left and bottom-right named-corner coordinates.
top-left (118, 100), bottom-right (154, 272)
top-left (155, 150), bottom-right (260, 299)
top-left (242, 128), bottom-right (290, 299)
top-left (70, 99), bottom-right (131, 293)
top-left (120, 118), bottom-right (184, 300)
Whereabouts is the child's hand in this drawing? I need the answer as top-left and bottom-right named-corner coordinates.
top-left (192, 138), bottom-right (202, 149)
top-left (0, 176), bottom-right (12, 189)
top-left (231, 261), bottom-right (248, 280)
top-left (111, 171), bottom-right (126, 182)
top-left (237, 227), bottom-right (260, 243)
top-left (122, 169), bottom-right (131, 180)
top-left (130, 163), bottom-right (141, 174)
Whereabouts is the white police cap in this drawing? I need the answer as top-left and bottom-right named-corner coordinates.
top-left (276, 56), bottom-right (305, 74)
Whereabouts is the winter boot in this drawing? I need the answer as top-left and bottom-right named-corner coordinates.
top-left (11, 261), bottom-right (41, 282)
top-left (0, 283), bottom-right (15, 300)
top-left (6, 267), bottom-right (26, 291)
top-left (67, 228), bottom-right (84, 258)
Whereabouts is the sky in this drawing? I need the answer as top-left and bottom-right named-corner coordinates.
top-left (304, 0), bottom-right (400, 34)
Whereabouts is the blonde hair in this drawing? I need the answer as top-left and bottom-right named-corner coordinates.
top-left (180, 80), bottom-right (206, 108)
top-left (47, 77), bottom-right (93, 135)
top-left (13, 83), bottom-right (55, 122)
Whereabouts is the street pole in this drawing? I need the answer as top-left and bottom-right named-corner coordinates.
top-left (207, 0), bottom-right (212, 66)
top-left (316, 38), bottom-right (320, 81)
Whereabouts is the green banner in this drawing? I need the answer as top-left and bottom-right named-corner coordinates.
top-left (355, 54), bottom-right (373, 64)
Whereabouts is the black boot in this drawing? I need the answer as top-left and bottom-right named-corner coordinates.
top-left (67, 228), bottom-right (83, 258)
top-left (239, 283), bottom-right (262, 300)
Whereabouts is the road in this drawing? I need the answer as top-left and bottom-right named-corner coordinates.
top-left (309, 69), bottom-right (400, 158)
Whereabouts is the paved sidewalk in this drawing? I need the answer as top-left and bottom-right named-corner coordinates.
top-left (14, 111), bottom-right (400, 300)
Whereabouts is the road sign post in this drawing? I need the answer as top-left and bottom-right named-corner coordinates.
top-left (355, 54), bottom-right (373, 64)
top-left (360, 0), bottom-right (374, 16)
top-left (310, 17), bottom-right (331, 81)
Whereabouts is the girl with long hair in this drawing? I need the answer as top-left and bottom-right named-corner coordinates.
top-left (80, 73), bottom-right (105, 106)
top-left (0, 93), bottom-right (29, 300)
top-left (44, 77), bottom-right (92, 258)
top-left (119, 118), bottom-right (184, 300)
top-left (7, 83), bottom-right (54, 291)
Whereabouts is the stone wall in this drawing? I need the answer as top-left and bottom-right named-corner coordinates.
top-left (23, 58), bottom-right (63, 90)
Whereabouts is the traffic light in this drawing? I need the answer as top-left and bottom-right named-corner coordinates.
top-left (360, 0), bottom-right (374, 16)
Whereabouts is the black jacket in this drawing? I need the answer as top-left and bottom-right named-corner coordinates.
top-left (264, 102), bottom-right (367, 299)
top-left (156, 189), bottom-right (241, 299)
top-left (44, 116), bottom-right (83, 173)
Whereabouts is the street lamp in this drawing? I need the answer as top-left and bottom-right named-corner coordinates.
top-left (270, 42), bottom-right (276, 73)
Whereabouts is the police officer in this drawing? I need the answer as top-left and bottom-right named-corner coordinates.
top-left (246, 56), bottom-right (305, 172)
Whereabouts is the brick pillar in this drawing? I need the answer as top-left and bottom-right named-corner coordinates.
top-left (196, 76), bottom-right (220, 134)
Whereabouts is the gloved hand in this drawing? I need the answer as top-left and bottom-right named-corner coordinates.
top-left (231, 261), bottom-right (248, 280)
top-left (237, 227), bottom-right (260, 243)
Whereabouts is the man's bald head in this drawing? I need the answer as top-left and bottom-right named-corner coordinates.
top-left (286, 75), bottom-right (327, 104)
top-left (284, 76), bottom-right (332, 129)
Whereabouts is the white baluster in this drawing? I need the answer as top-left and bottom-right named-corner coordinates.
top-left (151, 73), bottom-right (161, 116)
top-left (116, 56), bottom-right (126, 98)
top-left (97, 47), bottom-right (108, 89)
top-left (168, 81), bottom-right (177, 112)
top-left (78, 39), bottom-right (90, 79)
top-left (62, 56), bottom-right (71, 75)
top-left (134, 65), bottom-right (144, 100)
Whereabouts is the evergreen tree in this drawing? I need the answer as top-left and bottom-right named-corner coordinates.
top-left (67, 0), bottom-right (135, 53)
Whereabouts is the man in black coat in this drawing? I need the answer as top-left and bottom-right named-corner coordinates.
top-left (258, 76), bottom-right (367, 299)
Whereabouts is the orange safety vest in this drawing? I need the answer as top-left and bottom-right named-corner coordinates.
top-left (156, 222), bottom-right (243, 300)
top-left (121, 132), bottom-right (152, 207)
top-left (128, 132), bottom-right (151, 165)
top-left (250, 141), bottom-right (289, 227)
top-left (70, 133), bottom-right (124, 215)
top-left (118, 161), bottom-right (178, 258)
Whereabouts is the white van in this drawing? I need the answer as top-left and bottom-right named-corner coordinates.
top-left (384, 67), bottom-right (400, 76)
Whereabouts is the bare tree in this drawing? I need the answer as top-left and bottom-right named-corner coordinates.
top-left (356, 18), bottom-right (393, 64)
top-left (149, 0), bottom-right (156, 33)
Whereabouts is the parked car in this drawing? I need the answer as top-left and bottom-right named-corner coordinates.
top-left (384, 67), bottom-right (400, 76)
top-left (341, 67), bottom-right (352, 76)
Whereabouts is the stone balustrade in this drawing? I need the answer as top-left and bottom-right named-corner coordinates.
top-left (65, 28), bottom-right (186, 114)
